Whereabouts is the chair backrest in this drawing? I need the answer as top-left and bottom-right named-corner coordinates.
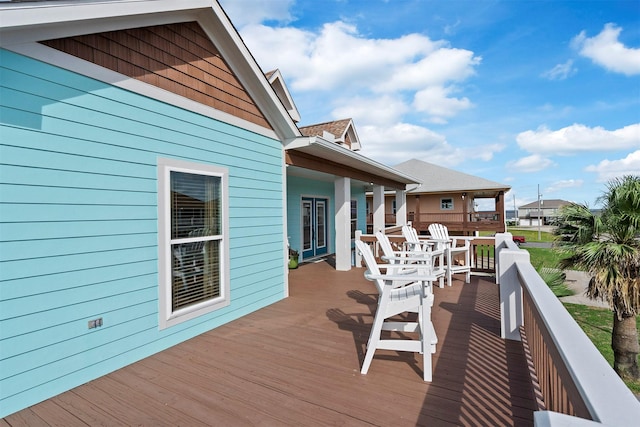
top-left (401, 225), bottom-right (425, 253)
top-left (355, 240), bottom-right (383, 292)
top-left (375, 231), bottom-right (395, 260)
top-left (428, 223), bottom-right (449, 240)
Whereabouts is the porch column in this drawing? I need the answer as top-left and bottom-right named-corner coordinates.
top-left (462, 192), bottom-right (468, 234)
top-left (496, 191), bottom-right (506, 232)
top-left (372, 184), bottom-right (385, 234)
top-left (334, 177), bottom-right (351, 271)
top-left (395, 189), bottom-right (407, 226)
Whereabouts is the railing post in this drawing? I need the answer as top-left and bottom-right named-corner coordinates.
top-left (355, 230), bottom-right (362, 268)
top-left (494, 232), bottom-right (512, 285)
top-left (498, 244), bottom-right (529, 341)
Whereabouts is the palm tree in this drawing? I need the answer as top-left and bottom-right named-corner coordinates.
top-left (554, 175), bottom-right (640, 381)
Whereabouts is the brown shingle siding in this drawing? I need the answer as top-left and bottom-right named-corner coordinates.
top-left (42, 22), bottom-right (271, 130)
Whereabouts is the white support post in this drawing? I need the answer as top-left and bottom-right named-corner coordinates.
top-left (334, 177), bottom-right (351, 271)
top-left (395, 189), bottom-right (407, 227)
top-left (372, 184), bottom-right (385, 234)
top-left (498, 247), bottom-right (529, 341)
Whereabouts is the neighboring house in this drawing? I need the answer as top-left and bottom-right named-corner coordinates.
top-left (367, 159), bottom-right (511, 235)
top-left (0, 0), bottom-right (415, 417)
top-left (518, 199), bottom-right (571, 226)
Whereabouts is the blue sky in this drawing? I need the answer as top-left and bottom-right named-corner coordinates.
top-left (219, 0), bottom-right (640, 209)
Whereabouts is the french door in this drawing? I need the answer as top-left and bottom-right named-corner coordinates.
top-left (302, 197), bottom-right (328, 259)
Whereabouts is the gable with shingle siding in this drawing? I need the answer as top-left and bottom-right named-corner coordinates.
top-left (42, 21), bottom-right (271, 130)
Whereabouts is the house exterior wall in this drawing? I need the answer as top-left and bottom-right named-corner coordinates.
top-left (0, 49), bottom-right (285, 416)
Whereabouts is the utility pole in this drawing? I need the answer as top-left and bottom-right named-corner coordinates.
top-left (537, 184), bottom-right (542, 241)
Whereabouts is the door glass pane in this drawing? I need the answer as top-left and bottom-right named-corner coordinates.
top-left (316, 201), bottom-right (326, 247)
top-left (302, 201), bottom-right (312, 251)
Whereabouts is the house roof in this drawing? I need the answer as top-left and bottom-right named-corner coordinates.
top-left (393, 158), bottom-right (511, 195)
top-left (0, 0), bottom-right (301, 142)
top-left (266, 69), bottom-right (301, 123)
top-left (519, 199), bottom-right (571, 209)
top-left (299, 119), bottom-right (362, 151)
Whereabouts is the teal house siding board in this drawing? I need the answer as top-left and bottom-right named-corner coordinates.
top-left (0, 50), bottom-right (285, 417)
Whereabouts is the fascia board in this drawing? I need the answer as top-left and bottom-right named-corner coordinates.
top-left (197, 3), bottom-right (301, 142)
top-left (0, 0), bottom-right (212, 33)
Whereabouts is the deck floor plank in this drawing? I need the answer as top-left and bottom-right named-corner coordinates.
top-left (4, 260), bottom-right (536, 426)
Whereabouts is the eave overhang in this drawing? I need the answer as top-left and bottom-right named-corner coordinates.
top-left (285, 136), bottom-right (419, 190)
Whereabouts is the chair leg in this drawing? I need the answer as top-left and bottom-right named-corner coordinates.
top-left (361, 301), bottom-right (387, 375)
top-left (421, 297), bottom-right (433, 382)
top-left (446, 249), bottom-right (453, 286)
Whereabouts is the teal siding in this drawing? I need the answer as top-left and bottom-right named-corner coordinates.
top-left (286, 175), bottom-right (368, 257)
top-left (0, 49), bottom-right (285, 417)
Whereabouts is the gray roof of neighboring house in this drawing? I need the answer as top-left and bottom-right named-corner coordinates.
top-left (519, 199), bottom-right (572, 209)
top-left (393, 158), bottom-right (510, 194)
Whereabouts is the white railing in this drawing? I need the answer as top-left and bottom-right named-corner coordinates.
top-left (496, 232), bottom-right (640, 426)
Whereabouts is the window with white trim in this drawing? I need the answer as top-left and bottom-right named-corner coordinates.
top-left (441, 197), bottom-right (454, 210)
top-left (158, 158), bottom-right (229, 329)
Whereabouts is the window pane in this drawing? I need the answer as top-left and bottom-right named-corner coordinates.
top-left (302, 201), bottom-right (312, 251)
top-left (172, 239), bottom-right (220, 311)
top-left (171, 171), bottom-right (221, 239)
top-left (317, 201), bottom-right (325, 247)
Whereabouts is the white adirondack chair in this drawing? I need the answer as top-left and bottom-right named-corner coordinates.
top-left (428, 223), bottom-right (472, 285)
top-left (401, 225), bottom-right (449, 288)
top-left (376, 231), bottom-right (446, 290)
top-left (355, 240), bottom-right (438, 382)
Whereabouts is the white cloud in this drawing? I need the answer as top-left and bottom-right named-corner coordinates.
top-left (572, 23), bottom-right (640, 76)
top-left (585, 150), bottom-right (640, 182)
top-left (516, 123), bottom-right (640, 155)
top-left (357, 123), bottom-right (454, 165)
top-left (545, 179), bottom-right (584, 194)
top-left (541, 60), bottom-right (577, 80)
top-left (331, 95), bottom-right (409, 127)
top-left (413, 86), bottom-right (473, 122)
top-left (234, 19), bottom-right (480, 124)
top-left (507, 154), bottom-right (555, 172)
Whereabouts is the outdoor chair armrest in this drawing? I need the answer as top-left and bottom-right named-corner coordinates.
top-left (365, 271), bottom-right (439, 283)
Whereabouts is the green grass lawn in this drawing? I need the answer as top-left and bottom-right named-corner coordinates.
top-left (563, 303), bottom-right (640, 394)
top-left (507, 227), bottom-right (556, 242)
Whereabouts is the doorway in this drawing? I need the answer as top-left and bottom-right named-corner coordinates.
top-left (302, 197), bottom-right (328, 259)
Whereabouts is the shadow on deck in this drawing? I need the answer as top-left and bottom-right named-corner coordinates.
top-left (4, 259), bottom-right (536, 426)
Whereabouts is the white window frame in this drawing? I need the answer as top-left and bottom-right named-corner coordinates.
top-left (158, 158), bottom-right (230, 329)
top-left (350, 199), bottom-right (358, 239)
top-left (441, 197), bottom-right (454, 210)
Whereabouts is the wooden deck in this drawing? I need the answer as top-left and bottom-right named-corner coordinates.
top-left (3, 259), bottom-right (536, 426)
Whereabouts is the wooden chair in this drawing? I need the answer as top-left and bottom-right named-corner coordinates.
top-left (355, 240), bottom-right (438, 382)
top-left (428, 223), bottom-right (472, 285)
top-left (376, 231), bottom-right (446, 290)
